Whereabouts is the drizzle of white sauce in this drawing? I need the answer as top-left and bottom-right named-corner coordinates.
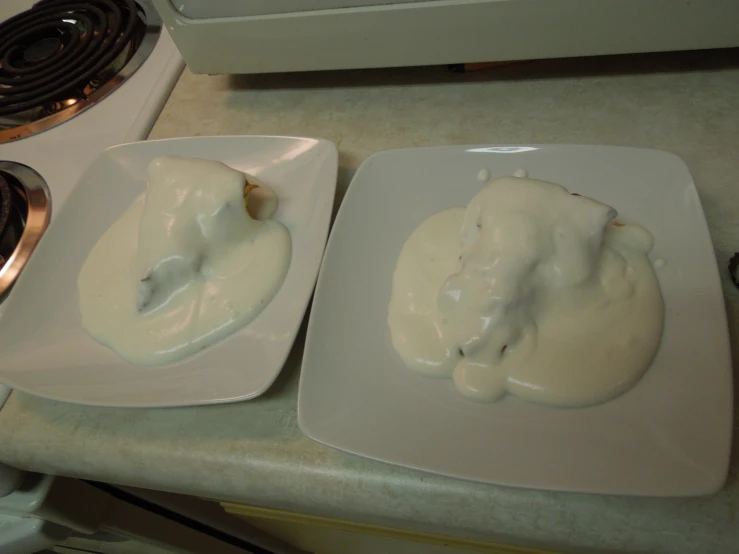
top-left (78, 156), bottom-right (291, 365)
top-left (388, 175), bottom-right (664, 407)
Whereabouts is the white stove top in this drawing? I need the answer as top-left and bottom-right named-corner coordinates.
top-left (0, 1), bottom-right (185, 405)
top-left (0, 10), bottom-right (184, 214)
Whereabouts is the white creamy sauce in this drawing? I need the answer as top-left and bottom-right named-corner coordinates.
top-left (78, 156), bottom-right (291, 365)
top-left (388, 175), bottom-right (664, 407)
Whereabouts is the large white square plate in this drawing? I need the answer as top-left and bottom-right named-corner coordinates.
top-left (0, 136), bottom-right (338, 407)
top-left (298, 145), bottom-right (732, 496)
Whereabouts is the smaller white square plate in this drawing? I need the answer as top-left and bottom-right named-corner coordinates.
top-left (298, 145), bottom-right (732, 496)
top-left (0, 136), bottom-right (338, 407)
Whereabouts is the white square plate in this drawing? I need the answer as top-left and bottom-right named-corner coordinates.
top-left (298, 145), bottom-right (732, 496)
top-left (0, 136), bottom-right (338, 407)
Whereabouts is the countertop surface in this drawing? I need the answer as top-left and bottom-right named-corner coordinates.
top-left (1, 50), bottom-right (738, 554)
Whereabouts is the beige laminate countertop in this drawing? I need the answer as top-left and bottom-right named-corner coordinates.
top-left (0, 50), bottom-right (738, 554)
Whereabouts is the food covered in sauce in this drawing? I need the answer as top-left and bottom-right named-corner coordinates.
top-left (78, 156), bottom-right (291, 365)
top-left (388, 173), bottom-right (664, 407)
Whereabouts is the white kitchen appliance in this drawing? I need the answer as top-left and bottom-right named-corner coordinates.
top-left (152, 0), bottom-right (739, 75)
top-left (0, 2), bottom-right (305, 552)
top-left (0, 0), bottom-right (183, 399)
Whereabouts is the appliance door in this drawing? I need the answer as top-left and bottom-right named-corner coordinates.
top-left (154, 0), bottom-right (739, 75)
top-left (0, 474), bottom-right (308, 554)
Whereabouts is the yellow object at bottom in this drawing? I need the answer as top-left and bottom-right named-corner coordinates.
top-left (221, 502), bottom-right (561, 554)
